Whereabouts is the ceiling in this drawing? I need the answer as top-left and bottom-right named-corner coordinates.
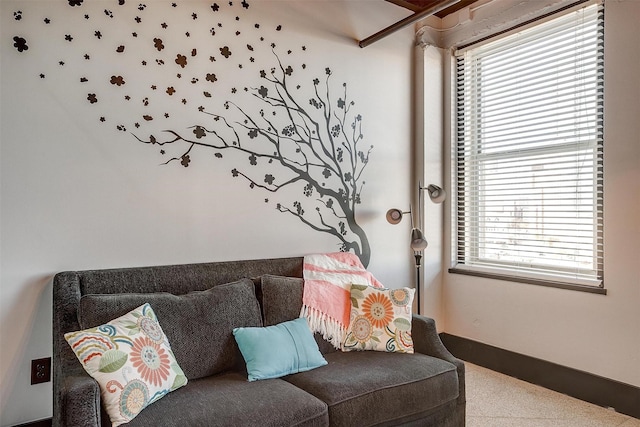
top-left (387, 0), bottom-right (478, 18)
top-left (359, 0), bottom-right (481, 47)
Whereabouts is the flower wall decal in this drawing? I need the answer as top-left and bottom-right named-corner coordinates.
top-left (9, 0), bottom-right (373, 266)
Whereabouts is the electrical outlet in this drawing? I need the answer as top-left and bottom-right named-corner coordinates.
top-left (31, 357), bottom-right (51, 385)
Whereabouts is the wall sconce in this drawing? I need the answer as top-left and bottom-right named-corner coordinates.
top-left (411, 228), bottom-right (428, 251)
top-left (385, 208), bottom-right (408, 225)
top-left (386, 183), bottom-right (446, 315)
top-left (424, 184), bottom-right (446, 204)
top-left (385, 208), bottom-right (429, 251)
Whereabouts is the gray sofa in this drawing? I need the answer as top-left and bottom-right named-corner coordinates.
top-left (53, 257), bottom-right (465, 426)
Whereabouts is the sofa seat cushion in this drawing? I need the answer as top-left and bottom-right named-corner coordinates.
top-left (284, 351), bottom-right (458, 427)
top-left (121, 371), bottom-right (329, 427)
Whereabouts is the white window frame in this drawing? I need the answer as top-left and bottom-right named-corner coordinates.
top-left (450, 0), bottom-right (605, 294)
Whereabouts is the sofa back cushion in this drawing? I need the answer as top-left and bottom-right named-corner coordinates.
top-left (261, 275), bottom-right (304, 326)
top-left (260, 275), bottom-right (336, 355)
top-left (78, 278), bottom-right (262, 380)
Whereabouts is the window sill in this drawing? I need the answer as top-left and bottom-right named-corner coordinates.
top-left (448, 267), bottom-right (607, 295)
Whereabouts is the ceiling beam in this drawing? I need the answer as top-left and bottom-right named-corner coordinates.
top-left (360, 0), bottom-right (462, 48)
top-left (386, 0), bottom-right (423, 12)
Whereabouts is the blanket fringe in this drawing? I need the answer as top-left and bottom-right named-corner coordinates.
top-left (300, 305), bottom-right (345, 350)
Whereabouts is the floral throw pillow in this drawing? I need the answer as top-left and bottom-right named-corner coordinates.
top-left (64, 303), bottom-right (187, 426)
top-left (343, 284), bottom-right (414, 353)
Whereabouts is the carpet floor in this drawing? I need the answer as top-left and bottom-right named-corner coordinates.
top-left (465, 362), bottom-right (640, 427)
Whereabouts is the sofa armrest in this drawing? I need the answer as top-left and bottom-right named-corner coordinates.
top-left (411, 315), bottom-right (457, 363)
top-left (412, 314), bottom-right (466, 406)
top-left (60, 375), bottom-right (102, 427)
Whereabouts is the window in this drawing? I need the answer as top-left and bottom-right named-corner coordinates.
top-left (452, 1), bottom-right (605, 293)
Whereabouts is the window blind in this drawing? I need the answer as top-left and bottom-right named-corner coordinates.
top-left (453, 2), bottom-right (604, 288)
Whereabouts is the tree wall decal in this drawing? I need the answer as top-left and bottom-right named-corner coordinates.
top-left (135, 54), bottom-right (372, 266)
top-left (9, 0), bottom-right (373, 266)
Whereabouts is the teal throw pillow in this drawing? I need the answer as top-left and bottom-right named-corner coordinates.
top-left (233, 317), bottom-right (327, 381)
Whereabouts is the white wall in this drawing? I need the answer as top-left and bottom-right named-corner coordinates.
top-left (413, 36), bottom-right (446, 322)
top-left (434, 0), bottom-right (640, 389)
top-left (0, 1), bottom-right (418, 425)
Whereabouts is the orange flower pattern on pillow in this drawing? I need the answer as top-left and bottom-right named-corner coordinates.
top-left (362, 292), bottom-right (394, 329)
top-left (130, 336), bottom-right (171, 387)
top-left (343, 284), bottom-right (414, 353)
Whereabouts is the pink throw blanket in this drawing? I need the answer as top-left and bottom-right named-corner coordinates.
top-left (300, 252), bottom-right (384, 349)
